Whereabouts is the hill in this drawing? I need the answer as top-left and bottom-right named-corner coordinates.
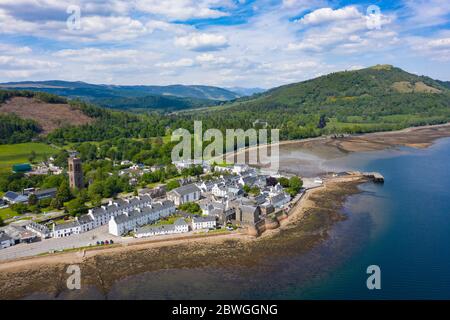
top-left (0, 81), bottom-right (241, 111)
top-left (182, 65), bottom-right (450, 140)
top-left (0, 90), bottom-right (171, 144)
top-left (0, 90), bottom-right (96, 143)
top-left (225, 87), bottom-right (266, 96)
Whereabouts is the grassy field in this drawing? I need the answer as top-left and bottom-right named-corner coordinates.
top-left (0, 142), bottom-right (57, 173)
top-left (0, 207), bottom-right (21, 221)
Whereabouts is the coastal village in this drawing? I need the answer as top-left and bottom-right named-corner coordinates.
top-left (0, 156), bottom-right (316, 257)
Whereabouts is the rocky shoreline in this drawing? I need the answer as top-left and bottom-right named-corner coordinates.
top-left (0, 175), bottom-right (367, 300)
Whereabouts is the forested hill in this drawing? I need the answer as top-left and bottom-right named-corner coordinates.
top-left (180, 65), bottom-right (450, 140)
top-left (0, 81), bottom-right (241, 111)
top-left (0, 90), bottom-right (170, 144)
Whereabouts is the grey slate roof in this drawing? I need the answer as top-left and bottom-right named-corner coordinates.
top-left (27, 222), bottom-right (50, 233)
top-left (136, 224), bottom-right (175, 234)
top-left (174, 218), bottom-right (188, 226)
top-left (54, 220), bottom-right (80, 231)
top-left (78, 215), bottom-right (94, 224)
top-left (169, 184), bottom-right (201, 197)
top-left (192, 216), bottom-right (216, 223)
top-left (34, 188), bottom-right (57, 198)
top-left (0, 232), bottom-right (12, 242)
top-left (271, 193), bottom-right (288, 204)
top-left (4, 191), bottom-right (28, 203)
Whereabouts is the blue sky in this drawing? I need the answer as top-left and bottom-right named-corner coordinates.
top-left (0, 0), bottom-right (449, 88)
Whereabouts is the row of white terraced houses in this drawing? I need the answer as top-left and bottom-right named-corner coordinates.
top-left (26, 194), bottom-right (176, 238)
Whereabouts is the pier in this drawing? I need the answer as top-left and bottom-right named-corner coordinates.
top-left (362, 172), bottom-right (385, 183)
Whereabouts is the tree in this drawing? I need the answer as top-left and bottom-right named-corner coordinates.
top-left (56, 180), bottom-right (72, 203)
top-left (317, 115), bottom-right (328, 129)
top-left (287, 176), bottom-right (303, 196)
top-left (28, 193), bottom-right (38, 206)
top-left (166, 180), bottom-right (180, 191)
top-left (88, 181), bottom-right (104, 201)
top-left (278, 177), bottom-right (290, 188)
top-left (179, 202), bottom-right (201, 215)
top-left (50, 197), bottom-right (64, 209)
top-left (11, 203), bottom-right (28, 214)
top-left (0, 216), bottom-right (3, 226)
top-left (249, 186), bottom-right (260, 196)
top-left (266, 176), bottom-right (278, 186)
top-left (66, 197), bottom-right (87, 216)
top-left (28, 150), bottom-right (37, 163)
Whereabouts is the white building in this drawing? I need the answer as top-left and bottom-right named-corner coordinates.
top-left (88, 195), bottom-right (153, 228)
top-left (52, 215), bottom-right (96, 238)
top-left (211, 183), bottom-right (228, 198)
top-left (26, 222), bottom-right (52, 239)
top-left (269, 192), bottom-right (291, 208)
top-left (109, 200), bottom-right (176, 236)
top-left (0, 233), bottom-right (14, 249)
top-left (135, 218), bottom-right (189, 238)
top-left (191, 216), bottom-right (217, 230)
top-left (167, 184), bottom-right (201, 206)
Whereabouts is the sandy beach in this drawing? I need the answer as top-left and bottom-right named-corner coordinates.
top-left (223, 122), bottom-right (450, 164)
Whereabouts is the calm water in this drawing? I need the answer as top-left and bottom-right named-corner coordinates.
top-left (30, 137), bottom-right (450, 299)
top-left (298, 137), bottom-right (450, 299)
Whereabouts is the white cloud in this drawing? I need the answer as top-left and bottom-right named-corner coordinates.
top-left (134, 0), bottom-right (231, 21)
top-left (401, 0), bottom-right (450, 28)
top-left (157, 58), bottom-right (195, 68)
top-left (288, 6), bottom-right (395, 54)
top-left (0, 44), bottom-right (32, 54)
top-left (53, 48), bottom-right (141, 61)
top-left (297, 6), bottom-right (362, 25)
top-left (409, 35), bottom-right (450, 61)
top-left (175, 33), bottom-right (229, 51)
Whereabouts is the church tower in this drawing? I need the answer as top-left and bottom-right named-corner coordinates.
top-left (68, 157), bottom-right (83, 189)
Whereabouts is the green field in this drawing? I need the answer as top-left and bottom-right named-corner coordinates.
top-left (0, 142), bottom-right (57, 173)
top-left (0, 207), bottom-right (21, 221)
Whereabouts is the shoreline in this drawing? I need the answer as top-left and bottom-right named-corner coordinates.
top-left (1, 123), bottom-right (450, 299)
top-left (0, 174), bottom-right (367, 299)
top-left (220, 122), bottom-right (450, 163)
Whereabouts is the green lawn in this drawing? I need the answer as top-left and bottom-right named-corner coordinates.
top-left (0, 142), bottom-right (57, 173)
top-left (0, 207), bottom-right (21, 221)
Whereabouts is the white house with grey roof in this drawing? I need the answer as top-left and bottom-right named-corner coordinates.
top-left (26, 222), bottom-right (52, 239)
top-left (135, 218), bottom-right (189, 238)
top-left (269, 192), bottom-right (291, 208)
top-left (167, 184), bottom-right (201, 206)
top-left (109, 200), bottom-right (176, 236)
top-left (191, 216), bottom-right (217, 230)
top-left (0, 232), bottom-right (14, 249)
top-left (88, 195), bottom-right (153, 227)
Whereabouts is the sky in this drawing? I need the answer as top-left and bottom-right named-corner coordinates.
top-left (0, 0), bottom-right (449, 88)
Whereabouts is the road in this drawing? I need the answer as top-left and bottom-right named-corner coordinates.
top-left (0, 225), bottom-right (123, 261)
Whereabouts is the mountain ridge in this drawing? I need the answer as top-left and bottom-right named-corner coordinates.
top-left (0, 80), bottom-right (243, 111)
